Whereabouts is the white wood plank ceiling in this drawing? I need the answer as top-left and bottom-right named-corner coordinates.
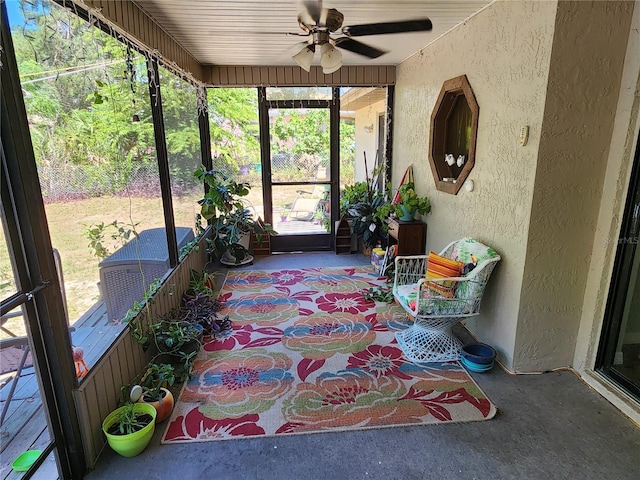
top-left (132, 0), bottom-right (494, 67)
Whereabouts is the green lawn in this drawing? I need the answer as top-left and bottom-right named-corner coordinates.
top-left (0, 184), bottom-right (331, 339)
top-left (1, 194), bottom-right (200, 338)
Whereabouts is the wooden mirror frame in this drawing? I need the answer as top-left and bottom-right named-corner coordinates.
top-left (428, 75), bottom-right (479, 195)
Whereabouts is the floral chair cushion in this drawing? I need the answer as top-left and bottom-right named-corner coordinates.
top-left (451, 237), bottom-right (499, 266)
top-left (395, 284), bottom-right (473, 316)
top-left (451, 238), bottom-right (500, 301)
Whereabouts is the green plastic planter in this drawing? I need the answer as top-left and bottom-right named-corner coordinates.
top-left (102, 403), bottom-right (157, 457)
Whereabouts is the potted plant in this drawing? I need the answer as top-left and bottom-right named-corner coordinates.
top-left (342, 158), bottom-right (391, 252)
top-left (138, 362), bottom-right (176, 423)
top-left (394, 182), bottom-right (431, 221)
top-left (181, 290), bottom-right (231, 337)
top-left (339, 181), bottom-right (371, 217)
top-left (194, 166), bottom-right (276, 265)
top-left (347, 194), bottom-right (390, 252)
top-left (102, 402), bottom-right (156, 457)
top-left (150, 317), bottom-right (203, 356)
top-left (187, 268), bottom-right (217, 297)
top-left (279, 201), bottom-right (289, 222)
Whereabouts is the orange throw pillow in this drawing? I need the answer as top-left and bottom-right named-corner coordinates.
top-left (425, 251), bottom-right (464, 298)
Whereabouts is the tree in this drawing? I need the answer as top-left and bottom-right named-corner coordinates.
top-left (207, 88), bottom-right (260, 174)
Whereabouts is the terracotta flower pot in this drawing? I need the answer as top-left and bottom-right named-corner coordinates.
top-left (140, 387), bottom-right (174, 423)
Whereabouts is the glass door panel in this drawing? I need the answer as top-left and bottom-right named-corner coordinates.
top-left (269, 108), bottom-right (331, 183)
top-left (1, 203), bottom-right (58, 478)
top-left (208, 88), bottom-right (264, 226)
top-left (611, 252), bottom-right (640, 389)
top-left (272, 185), bottom-right (329, 235)
top-left (268, 105), bottom-right (332, 250)
top-left (598, 131), bottom-right (640, 400)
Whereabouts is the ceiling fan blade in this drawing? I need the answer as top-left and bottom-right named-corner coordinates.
top-left (302, 0), bottom-right (323, 25)
top-left (334, 37), bottom-right (387, 59)
top-left (342, 18), bottom-right (432, 37)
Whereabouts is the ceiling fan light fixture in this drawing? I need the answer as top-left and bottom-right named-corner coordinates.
top-left (292, 44), bottom-right (315, 72)
top-left (320, 43), bottom-right (342, 74)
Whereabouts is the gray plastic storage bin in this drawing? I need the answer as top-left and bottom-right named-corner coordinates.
top-left (99, 227), bottom-right (194, 321)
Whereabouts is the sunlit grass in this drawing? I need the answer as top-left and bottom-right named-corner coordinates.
top-left (1, 180), bottom-right (346, 339)
top-left (0, 194), bottom-right (200, 338)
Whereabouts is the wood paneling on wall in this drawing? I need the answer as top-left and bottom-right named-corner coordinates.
top-left (206, 65), bottom-right (396, 86)
top-left (83, 0), bottom-right (205, 83)
top-left (72, 3), bottom-right (395, 87)
top-left (73, 233), bottom-right (210, 468)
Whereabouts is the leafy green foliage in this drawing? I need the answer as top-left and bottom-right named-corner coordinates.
top-left (343, 161), bottom-right (390, 248)
top-left (363, 285), bottom-right (395, 303)
top-left (139, 363), bottom-right (175, 401)
top-left (11, 4), bottom-right (258, 202)
top-left (83, 220), bottom-right (139, 260)
top-left (194, 166), bottom-right (276, 263)
top-left (208, 88), bottom-right (260, 172)
top-left (348, 194), bottom-right (390, 248)
top-left (395, 183), bottom-right (431, 216)
top-left (340, 182), bottom-right (370, 217)
top-left (109, 403), bottom-right (152, 436)
top-left (272, 110), bottom-right (329, 160)
top-left (150, 319), bottom-right (202, 353)
top-left (188, 268), bottom-right (217, 297)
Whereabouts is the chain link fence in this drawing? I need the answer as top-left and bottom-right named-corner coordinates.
top-left (38, 162), bottom-right (201, 202)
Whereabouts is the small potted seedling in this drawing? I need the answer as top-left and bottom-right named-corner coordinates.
top-left (102, 402), bottom-right (156, 457)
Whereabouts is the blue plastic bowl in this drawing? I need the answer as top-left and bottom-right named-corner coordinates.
top-left (460, 355), bottom-right (494, 372)
top-left (461, 343), bottom-right (496, 365)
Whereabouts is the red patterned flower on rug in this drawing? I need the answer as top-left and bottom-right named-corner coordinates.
top-left (346, 345), bottom-right (413, 380)
top-left (282, 312), bottom-right (376, 360)
top-left (316, 292), bottom-right (374, 316)
top-left (227, 293), bottom-right (299, 326)
top-left (182, 348), bottom-right (294, 418)
top-left (399, 381), bottom-right (495, 421)
top-left (281, 369), bottom-right (427, 431)
top-left (204, 324), bottom-right (253, 351)
top-left (164, 411), bottom-right (265, 441)
top-left (271, 269), bottom-right (305, 285)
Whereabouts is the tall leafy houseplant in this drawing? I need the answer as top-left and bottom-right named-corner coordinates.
top-left (194, 166), bottom-right (276, 264)
top-left (348, 193), bottom-right (389, 248)
top-left (344, 163), bottom-right (390, 249)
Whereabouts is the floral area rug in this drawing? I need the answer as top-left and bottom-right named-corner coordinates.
top-left (162, 266), bottom-right (496, 443)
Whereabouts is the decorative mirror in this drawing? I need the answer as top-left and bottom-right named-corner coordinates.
top-left (428, 75), bottom-right (479, 195)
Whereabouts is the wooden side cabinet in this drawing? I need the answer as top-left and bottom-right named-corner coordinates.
top-left (387, 219), bottom-right (426, 255)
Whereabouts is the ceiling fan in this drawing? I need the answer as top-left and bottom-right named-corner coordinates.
top-left (290, 1), bottom-right (433, 73)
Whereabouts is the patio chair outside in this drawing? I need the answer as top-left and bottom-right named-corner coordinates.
top-left (286, 186), bottom-right (329, 222)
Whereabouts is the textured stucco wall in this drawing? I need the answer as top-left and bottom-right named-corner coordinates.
top-left (393, 0), bottom-right (557, 368)
top-left (355, 99), bottom-right (386, 183)
top-left (515, 1), bottom-right (634, 371)
top-left (572, 2), bottom-right (639, 421)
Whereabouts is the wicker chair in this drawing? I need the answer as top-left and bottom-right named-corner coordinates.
top-left (392, 238), bottom-right (501, 363)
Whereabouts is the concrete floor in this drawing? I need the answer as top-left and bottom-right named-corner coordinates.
top-left (85, 252), bottom-right (640, 480)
